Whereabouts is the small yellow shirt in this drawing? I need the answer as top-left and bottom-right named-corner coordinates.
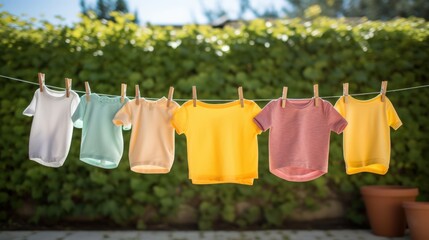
top-left (172, 100), bottom-right (262, 185)
top-left (334, 94), bottom-right (402, 175)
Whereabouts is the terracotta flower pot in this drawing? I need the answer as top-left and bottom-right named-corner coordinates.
top-left (403, 202), bottom-right (429, 240)
top-left (360, 185), bottom-right (419, 237)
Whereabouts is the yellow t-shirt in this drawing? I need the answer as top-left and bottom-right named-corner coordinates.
top-left (172, 100), bottom-right (262, 185)
top-left (334, 94), bottom-right (402, 175)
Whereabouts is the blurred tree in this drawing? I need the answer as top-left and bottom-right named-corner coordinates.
top-left (80, 0), bottom-right (88, 15)
top-left (201, 0), bottom-right (280, 24)
top-left (200, 0), bottom-right (429, 23)
top-left (133, 9), bottom-right (140, 25)
top-left (237, 0), bottom-right (250, 19)
top-left (344, 0), bottom-right (429, 20)
top-left (239, 0), bottom-right (280, 18)
top-left (96, 0), bottom-right (112, 20)
top-left (284, 0), bottom-right (429, 19)
top-left (115, 0), bottom-right (129, 13)
top-left (284, 0), bottom-right (344, 18)
top-left (80, 0), bottom-right (140, 23)
top-left (200, 0), bottom-right (228, 23)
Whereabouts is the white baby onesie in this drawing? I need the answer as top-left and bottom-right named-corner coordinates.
top-left (23, 86), bottom-right (80, 167)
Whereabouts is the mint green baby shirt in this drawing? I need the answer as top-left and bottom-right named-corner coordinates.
top-left (72, 94), bottom-right (130, 168)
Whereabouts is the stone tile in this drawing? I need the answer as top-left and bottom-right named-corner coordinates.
top-left (243, 230), bottom-right (287, 240)
top-left (289, 230), bottom-right (322, 240)
top-left (156, 231), bottom-right (205, 240)
top-left (62, 231), bottom-right (106, 240)
top-left (212, 231), bottom-right (241, 240)
top-left (99, 231), bottom-right (140, 240)
top-left (0, 231), bottom-right (34, 240)
top-left (0, 230), bottom-right (413, 240)
top-left (26, 231), bottom-right (69, 240)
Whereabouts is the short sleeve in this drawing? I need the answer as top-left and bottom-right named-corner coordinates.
top-left (70, 92), bottom-right (80, 117)
top-left (72, 96), bottom-right (86, 129)
top-left (120, 98), bottom-right (131, 130)
top-left (386, 98), bottom-right (402, 130)
top-left (249, 101), bottom-right (262, 134)
top-left (171, 105), bottom-right (188, 135)
top-left (253, 100), bottom-right (274, 132)
top-left (324, 100), bottom-right (348, 134)
top-left (171, 101), bottom-right (180, 112)
top-left (333, 96), bottom-right (346, 117)
top-left (23, 90), bottom-right (38, 117)
top-left (168, 101), bottom-right (180, 116)
top-left (113, 102), bottom-right (133, 130)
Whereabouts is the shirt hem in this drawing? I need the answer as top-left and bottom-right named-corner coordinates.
top-left (80, 155), bottom-right (120, 169)
top-left (29, 157), bottom-right (65, 168)
top-left (130, 161), bottom-right (172, 174)
top-left (189, 173), bottom-right (258, 185)
top-left (345, 160), bottom-right (389, 175)
top-left (270, 167), bottom-right (327, 182)
top-left (346, 167), bottom-right (388, 175)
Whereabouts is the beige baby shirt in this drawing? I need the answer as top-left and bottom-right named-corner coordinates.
top-left (113, 97), bottom-right (179, 173)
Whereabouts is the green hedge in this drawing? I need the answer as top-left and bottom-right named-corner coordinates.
top-left (1, 11), bottom-right (428, 229)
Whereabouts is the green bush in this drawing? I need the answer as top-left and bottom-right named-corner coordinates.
top-left (0, 11), bottom-right (428, 229)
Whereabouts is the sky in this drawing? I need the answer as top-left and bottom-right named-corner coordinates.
top-left (0, 0), bottom-right (286, 25)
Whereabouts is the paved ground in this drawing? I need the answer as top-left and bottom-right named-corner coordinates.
top-left (0, 230), bottom-right (411, 240)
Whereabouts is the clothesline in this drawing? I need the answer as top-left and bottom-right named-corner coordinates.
top-left (1, 74), bottom-right (429, 102)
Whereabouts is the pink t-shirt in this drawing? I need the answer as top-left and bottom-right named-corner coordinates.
top-left (254, 98), bottom-right (347, 182)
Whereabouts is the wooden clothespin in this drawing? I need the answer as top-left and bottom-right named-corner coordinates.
top-left (281, 86), bottom-right (288, 108)
top-left (343, 83), bottom-right (349, 104)
top-left (121, 83), bottom-right (127, 103)
top-left (192, 86), bottom-right (197, 107)
top-left (238, 86), bottom-right (244, 108)
top-left (167, 86), bottom-right (174, 107)
top-left (85, 81), bottom-right (91, 102)
top-left (65, 78), bottom-right (72, 98)
top-left (313, 84), bottom-right (319, 107)
top-left (381, 81), bottom-right (388, 102)
top-left (38, 72), bottom-right (45, 92)
top-left (135, 84), bottom-right (140, 105)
